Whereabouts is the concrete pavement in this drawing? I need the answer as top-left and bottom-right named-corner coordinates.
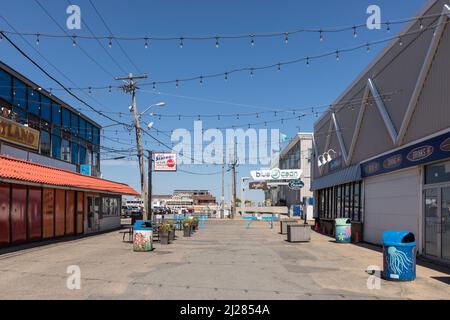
top-left (0, 219), bottom-right (449, 299)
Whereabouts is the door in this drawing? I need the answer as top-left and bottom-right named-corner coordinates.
top-left (86, 196), bottom-right (100, 233)
top-left (424, 186), bottom-right (450, 262)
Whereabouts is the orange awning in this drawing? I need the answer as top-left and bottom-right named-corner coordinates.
top-left (0, 155), bottom-right (139, 196)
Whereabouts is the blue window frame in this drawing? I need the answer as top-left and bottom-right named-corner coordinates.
top-left (52, 103), bottom-right (61, 126)
top-left (52, 134), bottom-right (61, 159)
top-left (93, 127), bottom-right (100, 145)
top-left (86, 122), bottom-right (93, 142)
top-left (62, 108), bottom-right (70, 131)
top-left (28, 89), bottom-right (40, 116)
top-left (12, 78), bottom-right (27, 109)
top-left (0, 69), bottom-right (12, 103)
top-left (41, 96), bottom-right (51, 122)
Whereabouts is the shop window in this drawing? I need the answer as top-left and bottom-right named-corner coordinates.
top-left (79, 146), bottom-right (86, 165)
top-left (102, 197), bottom-right (119, 217)
top-left (41, 96), bottom-right (51, 122)
top-left (79, 118), bottom-right (86, 139)
top-left (52, 134), bottom-right (61, 159)
top-left (0, 70), bottom-right (12, 103)
top-left (425, 160), bottom-right (450, 185)
top-left (40, 130), bottom-right (51, 157)
top-left (61, 138), bottom-right (71, 162)
top-left (52, 103), bottom-right (61, 126)
top-left (12, 78), bottom-right (27, 109)
top-left (28, 89), bottom-right (40, 116)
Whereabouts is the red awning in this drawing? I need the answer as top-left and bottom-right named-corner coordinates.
top-left (0, 155), bottom-right (139, 196)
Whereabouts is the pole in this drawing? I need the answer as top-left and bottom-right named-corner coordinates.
top-left (231, 163), bottom-right (236, 219)
top-left (221, 151), bottom-right (225, 219)
top-left (115, 73), bottom-right (149, 220)
top-left (148, 150), bottom-right (153, 221)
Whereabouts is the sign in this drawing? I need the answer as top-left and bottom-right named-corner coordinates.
top-left (249, 182), bottom-right (268, 190)
top-left (80, 164), bottom-right (91, 176)
top-left (250, 168), bottom-right (302, 181)
top-left (288, 180), bottom-right (305, 190)
top-left (154, 153), bottom-right (177, 172)
top-left (0, 116), bottom-right (40, 150)
top-left (361, 131), bottom-right (450, 178)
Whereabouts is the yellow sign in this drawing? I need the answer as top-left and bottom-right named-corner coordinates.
top-left (0, 116), bottom-right (40, 150)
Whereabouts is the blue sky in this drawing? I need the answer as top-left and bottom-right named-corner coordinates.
top-left (0, 0), bottom-right (427, 202)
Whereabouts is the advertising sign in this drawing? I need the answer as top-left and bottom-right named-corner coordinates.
top-left (0, 116), bottom-right (40, 150)
top-left (361, 131), bottom-right (450, 178)
top-left (288, 180), bottom-right (305, 190)
top-left (250, 168), bottom-right (302, 181)
top-left (249, 182), bottom-right (268, 190)
top-left (154, 153), bottom-right (177, 172)
top-left (80, 164), bottom-right (91, 176)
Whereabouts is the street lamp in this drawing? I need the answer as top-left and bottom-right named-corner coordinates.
top-left (241, 177), bottom-right (251, 217)
top-left (139, 101), bottom-right (165, 117)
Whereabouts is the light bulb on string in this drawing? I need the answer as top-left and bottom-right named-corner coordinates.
top-left (215, 37), bottom-right (220, 48)
top-left (353, 26), bottom-right (358, 38)
top-left (336, 50), bottom-right (340, 61)
top-left (399, 37), bottom-right (403, 46)
top-left (108, 37), bottom-right (113, 48)
top-left (306, 57), bottom-right (310, 67)
top-left (144, 37), bottom-right (149, 49)
top-left (250, 68), bottom-right (254, 77)
top-left (366, 43), bottom-right (371, 53)
top-left (179, 37), bottom-right (184, 48)
top-left (386, 21), bottom-right (391, 33)
top-left (176, 80), bottom-right (179, 88)
top-left (277, 63), bottom-right (281, 72)
top-left (72, 36), bottom-right (77, 47)
top-left (250, 35), bottom-right (255, 46)
top-left (152, 82), bottom-right (156, 90)
top-left (224, 72), bottom-right (228, 81)
top-left (108, 85), bottom-right (112, 93)
top-left (319, 30), bottom-right (324, 42)
top-left (284, 32), bottom-right (289, 44)
top-left (419, 19), bottom-right (424, 30)
top-left (36, 33), bottom-right (40, 45)
top-left (199, 76), bottom-right (203, 85)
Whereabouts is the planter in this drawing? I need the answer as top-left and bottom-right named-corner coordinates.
top-left (169, 229), bottom-right (175, 242)
top-left (287, 224), bottom-right (311, 243)
top-left (183, 226), bottom-right (191, 237)
top-left (160, 232), bottom-right (170, 245)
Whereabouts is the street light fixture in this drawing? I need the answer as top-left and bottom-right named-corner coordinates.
top-left (139, 101), bottom-right (166, 117)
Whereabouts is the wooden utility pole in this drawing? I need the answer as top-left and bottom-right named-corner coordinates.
top-left (228, 143), bottom-right (238, 220)
top-left (147, 150), bottom-right (153, 221)
top-left (221, 150), bottom-right (225, 219)
top-left (115, 73), bottom-right (149, 219)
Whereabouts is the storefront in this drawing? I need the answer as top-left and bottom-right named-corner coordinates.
top-left (0, 155), bottom-right (138, 248)
top-left (311, 0), bottom-right (450, 264)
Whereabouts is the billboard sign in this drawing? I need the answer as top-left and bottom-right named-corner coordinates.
top-left (154, 153), bottom-right (177, 172)
top-left (249, 182), bottom-right (268, 190)
top-left (0, 115), bottom-right (40, 150)
top-left (250, 168), bottom-right (302, 181)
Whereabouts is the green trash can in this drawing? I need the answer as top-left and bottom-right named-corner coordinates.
top-left (335, 218), bottom-right (351, 243)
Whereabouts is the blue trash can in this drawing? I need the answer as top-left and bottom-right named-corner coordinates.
top-left (382, 231), bottom-right (416, 281)
top-left (335, 218), bottom-right (351, 243)
top-left (133, 220), bottom-right (154, 252)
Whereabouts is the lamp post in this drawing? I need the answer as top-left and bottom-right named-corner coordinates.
top-left (241, 177), bottom-right (250, 217)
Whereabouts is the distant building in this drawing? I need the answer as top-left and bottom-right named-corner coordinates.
top-left (147, 190), bottom-right (217, 213)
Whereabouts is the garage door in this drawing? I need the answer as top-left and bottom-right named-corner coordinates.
top-left (364, 168), bottom-right (420, 245)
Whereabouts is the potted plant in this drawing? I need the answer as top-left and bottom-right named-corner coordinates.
top-left (158, 223), bottom-right (172, 245)
top-left (183, 219), bottom-right (192, 237)
top-left (192, 217), bottom-right (199, 231)
top-left (167, 221), bottom-right (176, 242)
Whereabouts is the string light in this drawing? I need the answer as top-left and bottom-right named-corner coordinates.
top-left (353, 26), bottom-right (358, 38)
top-left (179, 37), bottom-right (184, 48)
top-left (199, 76), bottom-right (203, 85)
top-left (419, 19), bottom-right (424, 30)
top-left (366, 43), bottom-right (371, 52)
top-left (277, 63), bottom-right (281, 72)
top-left (250, 68), bottom-right (254, 77)
top-left (35, 33), bottom-right (40, 45)
top-left (108, 85), bottom-right (112, 93)
top-left (108, 36), bottom-right (113, 48)
top-left (152, 82), bottom-right (156, 90)
top-left (386, 21), bottom-right (391, 33)
top-left (336, 50), bottom-right (340, 61)
top-left (250, 35), bottom-right (255, 46)
top-left (306, 57), bottom-right (310, 66)
top-left (284, 32), bottom-right (289, 44)
top-left (215, 37), bottom-right (220, 48)
top-left (224, 72), bottom-right (228, 81)
top-left (176, 80), bottom-right (179, 88)
top-left (144, 37), bottom-right (149, 49)
top-left (399, 37), bottom-right (403, 46)
top-left (319, 29), bottom-right (324, 42)
top-left (72, 35), bottom-right (77, 47)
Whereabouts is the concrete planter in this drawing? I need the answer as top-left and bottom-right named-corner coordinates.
top-left (183, 226), bottom-right (192, 237)
top-left (287, 224), bottom-right (311, 243)
top-left (280, 220), bottom-right (299, 235)
top-left (160, 232), bottom-right (170, 245)
top-left (169, 229), bottom-right (175, 242)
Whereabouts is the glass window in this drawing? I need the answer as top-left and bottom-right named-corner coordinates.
top-left (336, 186), bottom-right (341, 218)
top-left (0, 69), bottom-right (12, 102)
top-left (79, 118), bottom-right (86, 139)
top-left (28, 89), bottom-right (40, 116)
top-left (52, 134), bottom-right (61, 159)
top-left (62, 108), bottom-right (71, 131)
top-left (41, 96), bottom-right (51, 122)
top-left (12, 107), bottom-right (27, 124)
top-left (71, 113), bottom-right (79, 137)
top-left (61, 138), bottom-right (71, 162)
top-left (425, 160), bottom-right (450, 185)
top-left (40, 130), bottom-right (51, 157)
top-left (79, 146), bottom-right (86, 164)
top-left (86, 122), bottom-right (93, 142)
top-left (52, 104), bottom-right (61, 126)
top-left (93, 127), bottom-right (100, 145)
top-left (12, 78), bottom-right (27, 109)
top-left (71, 143), bottom-right (79, 165)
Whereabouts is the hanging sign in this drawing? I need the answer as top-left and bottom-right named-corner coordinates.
top-left (154, 153), bottom-right (177, 172)
top-left (288, 180), bottom-right (305, 190)
top-left (249, 182), bottom-right (268, 190)
top-left (0, 116), bottom-right (40, 150)
top-left (250, 168), bottom-right (302, 181)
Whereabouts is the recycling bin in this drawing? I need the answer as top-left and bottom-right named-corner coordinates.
top-left (382, 231), bottom-right (416, 281)
top-left (335, 218), bottom-right (351, 243)
top-left (133, 220), bottom-right (153, 252)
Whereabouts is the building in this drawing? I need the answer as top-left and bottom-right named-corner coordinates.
top-left (311, 0), bottom-right (450, 264)
top-left (0, 61), bottom-right (101, 176)
top-left (0, 62), bottom-right (139, 248)
top-left (268, 133), bottom-right (313, 212)
top-left (150, 190), bottom-right (217, 212)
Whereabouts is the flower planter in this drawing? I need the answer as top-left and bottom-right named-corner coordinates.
top-left (160, 232), bottom-right (170, 245)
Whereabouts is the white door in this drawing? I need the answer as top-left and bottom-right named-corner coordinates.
top-left (364, 168), bottom-right (420, 245)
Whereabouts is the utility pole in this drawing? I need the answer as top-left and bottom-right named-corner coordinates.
top-left (147, 150), bottom-right (153, 221)
top-left (115, 73), bottom-right (149, 219)
top-left (228, 143), bottom-right (238, 220)
top-left (221, 151), bottom-right (225, 219)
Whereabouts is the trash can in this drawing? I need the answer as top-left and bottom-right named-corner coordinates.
top-left (382, 231), bottom-right (416, 281)
top-left (335, 218), bottom-right (351, 243)
top-left (133, 220), bottom-right (153, 252)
